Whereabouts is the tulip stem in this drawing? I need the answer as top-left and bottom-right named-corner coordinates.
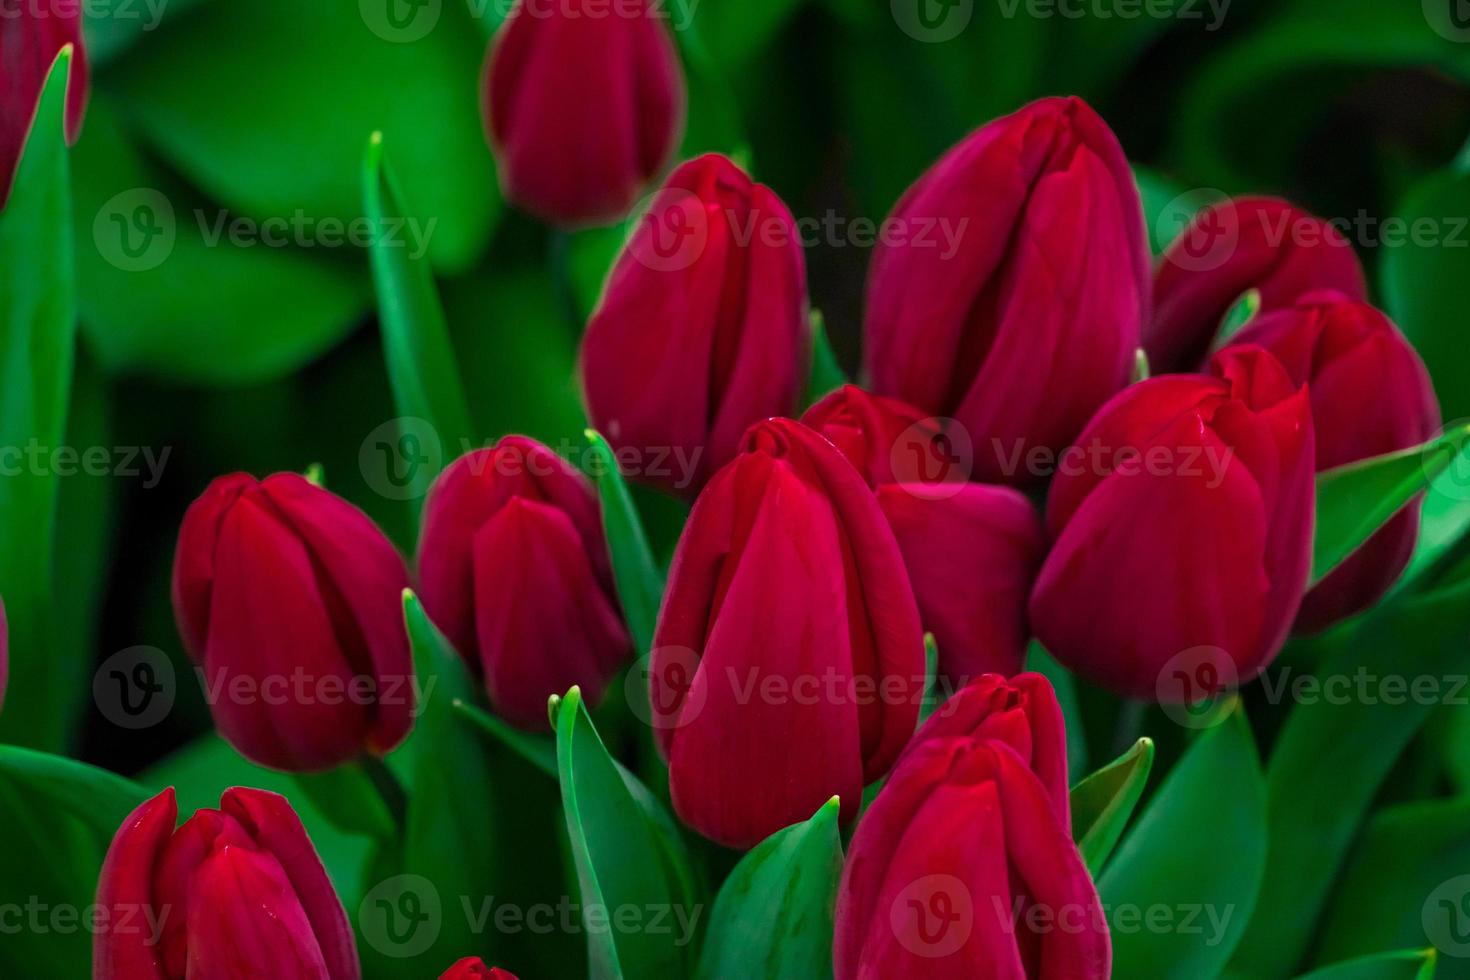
top-left (360, 755), bottom-right (408, 836)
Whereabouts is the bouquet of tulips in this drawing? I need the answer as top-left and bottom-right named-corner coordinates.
top-left (3, 1), bottom-right (1470, 978)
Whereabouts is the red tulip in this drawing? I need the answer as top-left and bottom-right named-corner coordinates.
top-left (172, 473), bottom-right (413, 771)
top-left (1, 2), bottom-right (88, 205)
top-left (905, 673), bottom-right (1069, 830)
top-left (864, 96), bottom-right (1149, 485)
top-left (483, 0), bottom-right (685, 226)
top-left (1148, 196), bottom-right (1367, 373)
top-left (1230, 291), bottom-right (1440, 631)
top-left (651, 418), bottom-right (924, 849)
top-left (417, 438), bottom-right (630, 730)
top-left (582, 153), bottom-right (809, 496)
top-left (801, 386), bottom-right (1043, 679)
top-left (1030, 345), bottom-right (1316, 700)
top-left (94, 787), bottom-right (359, 979)
top-left (440, 959), bottom-right (517, 980)
top-left (834, 738), bottom-right (1108, 979)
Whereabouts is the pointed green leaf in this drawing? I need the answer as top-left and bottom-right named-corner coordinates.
top-left (0, 48), bottom-right (78, 749)
top-left (1216, 288), bottom-right (1262, 349)
top-left (1312, 424), bottom-right (1470, 585)
top-left (1294, 950), bottom-right (1437, 980)
top-left (805, 310), bottom-right (847, 408)
top-left (1131, 347), bottom-right (1151, 384)
top-left (555, 685), bottom-right (700, 979)
top-left (585, 429), bottom-right (666, 655)
top-left (1070, 737), bottom-right (1155, 875)
top-left (453, 697), bottom-right (558, 779)
top-left (1099, 700), bottom-right (1265, 979)
top-left (0, 745), bottom-right (149, 838)
top-left (917, 633), bottom-right (941, 725)
top-left (696, 797), bottom-right (843, 980)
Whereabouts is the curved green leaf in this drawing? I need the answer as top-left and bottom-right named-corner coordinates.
top-left (1071, 737), bottom-right (1155, 876)
top-left (1295, 950), bottom-right (1437, 980)
top-left (584, 429), bottom-right (666, 656)
top-left (454, 697), bottom-right (558, 779)
top-left (696, 797), bottom-right (842, 980)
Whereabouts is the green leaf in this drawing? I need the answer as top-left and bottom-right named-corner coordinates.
top-left (363, 132), bottom-right (475, 510)
top-left (1133, 165), bottom-right (1189, 256)
top-left (695, 797), bottom-right (842, 980)
top-left (291, 762), bottom-right (398, 843)
top-left (1131, 348), bottom-right (1151, 384)
top-left (1099, 700), bottom-right (1265, 979)
top-left (1215, 289), bottom-right (1262, 350)
top-left (1026, 642), bottom-right (1089, 776)
top-left (690, 0), bottom-right (806, 67)
top-left (1070, 738), bottom-right (1155, 876)
top-left (453, 697), bottom-right (558, 779)
top-left (555, 685), bottom-right (700, 979)
top-left (805, 310), bottom-right (847, 408)
top-left (1314, 799), bottom-right (1470, 969)
top-left (1312, 424), bottom-right (1470, 585)
top-left (1228, 575), bottom-right (1470, 979)
top-left (0, 745), bottom-right (149, 841)
top-left (584, 429), bottom-right (667, 656)
top-left (917, 633), bottom-right (941, 725)
top-left (0, 48), bottom-right (77, 750)
top-left (1295, 950), bottom-right (1437, 980)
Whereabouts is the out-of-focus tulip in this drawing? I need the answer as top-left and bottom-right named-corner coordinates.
top-left (582, 153), bottom-right (809, 497)
top-left (651, 418), bottom-right (924, 849)
top-left (1230, 290), bottom-right (1440, 631)
top-left (440, 959), bottom-right (517, 980)
top-left (905, 673), bottom-right (1069, 829)
top-left (417, 438), bottom-right (630, 730)
top-left (94, 787), bottom-right (359, 979)
top-left (483, 0), bottom-right (685, 226)
top-left (801, 386), bottom-right (1043, 679)
top-left (172, 473), bottom-right (413, 772)
top-left (1148, 196), bottom-right (1367, 373)
top-left (864, 96), bottom-right (1149, 485)
top-left (834, 738), bottom-right (1109, 979)
top-left (1030, 346), bottom-right (1316, 701)
top-left (1, 3), bottom-right (88, 205)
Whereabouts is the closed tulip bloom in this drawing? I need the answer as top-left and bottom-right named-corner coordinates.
top-left (417, 438), bottom-right (630, 730)
top-left (172, 474), bottom-right (413, 771)
top-left (834, 739), bottom-right (1108, 979)
top-left (440, 959), bottom-right (517, 979)
top-left (1230, 291), bottom-right (1440, 631)
top-left (652, 418), bottom-right (924, 849)
top-left (1148, 196), bottom-right (1367, 372)
top-left (582, 153), bottom-right (809, 496)
top-left (1, 3), bottom-right (88, 205)
top-left (801, 386), bottom-right (1043, 679)
top-left (1030, 346), bottom-right (1316, 700)
top-left (483, 0), bottom-right (684, 226)
top-left (864, 96), bottom-right (1149, 485)
top-left (94, 787), bottom-right (359, 979)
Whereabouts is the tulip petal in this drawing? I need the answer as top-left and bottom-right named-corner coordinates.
top-left (94, 788), bottom-right (177, 980)
top-left (171, 473), bottom-right (257, 661)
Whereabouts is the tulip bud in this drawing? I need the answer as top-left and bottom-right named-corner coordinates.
top-left (582, 153), bottom-right (809, 497)
top-left (1148, 196), bottom-right (1367, 373)
top-left (171, 473), bottom-right (413, 772)
top-left (1029, 346), bottom-right (1316, 700)
top-left (94, 787), bottom-right (360, 979)
top-left (1229, 291), bottom-right (1440, 631)
top-left (417, 438), bottom-right (630, 730)
top-left (440, 959), bottom-right (517, 979)
top-left (801, 386), bottom-right (1043, 680)
top-left (864, 96), bottom-right (1149, 485)
top-left (1, 3), bottom-right (89, 205)
top-left (652, 418), bottom-right (924, 849)
top-left (834, 738), bottom-right (1109, 979)
top-left (905, 673), bottom-right (1069, 829)
top-left (483, 0), bottom-right (685, 226)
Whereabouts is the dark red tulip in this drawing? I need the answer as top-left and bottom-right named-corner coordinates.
top-left (905, 673), bottom-right (1069, 830)
top-left (1030, 345), bottom-right (1316, 700)
top-left (440, 959), bottom-right (517, 980)
top-left (172, 473), bottom-right (413, 772)
top-left (1230, 291), bottom-right (1440, 631)
top-left (1148, 196), bottom-right (1367, 373)
top-left (582, 153), bottom-right (809, 497)
top-left (94, 787), bottom-right (360, 979)
top-left (483, 0), bottom-right (685, 226)
top-left (834, 738), bottom-right (1109, 979)
top-left (864, 96), bottom-right (1149, 485)
top-left (651, 418), bottom-right (924, 849)
top-left (1, 2), bottom-right (88, 205)
top-left (801, 386), bottom-right (1043, 679)
top-left (417, 438), bottom-right (630, 730)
